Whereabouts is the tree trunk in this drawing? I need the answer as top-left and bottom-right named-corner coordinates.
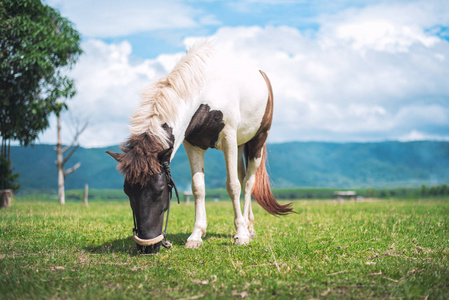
top-left (55, 112), bottom-right (86, 205)
top-left (58, 164), bottom-right (65, 205)
top-left (56, 114), bottom-right (65, 205)
top-left (0, 189), bottom-right (13, 208)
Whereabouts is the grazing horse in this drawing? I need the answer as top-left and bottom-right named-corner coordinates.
top-left (107, 42), bottom-right (293, 254)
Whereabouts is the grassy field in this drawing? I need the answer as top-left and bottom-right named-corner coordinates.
top-left (1, 197), bottom-right (448, 299)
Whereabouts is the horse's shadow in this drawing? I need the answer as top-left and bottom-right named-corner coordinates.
top-left (85, 232), bottom-right (229, 254)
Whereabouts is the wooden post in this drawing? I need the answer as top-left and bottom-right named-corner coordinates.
top-left (0, 189), bottom-right (13, 209)
top-left (83, 184), bottom-right (88, 206)
top-left (56, 113), bottom-right (65, 205)
top-left (183, 191), bottom-right (192, 204)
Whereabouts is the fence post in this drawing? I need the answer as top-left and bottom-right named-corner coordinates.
top-left (0, 189), bottom-right (13, 209)
top-left (83, 184), bottom-right (89, 206)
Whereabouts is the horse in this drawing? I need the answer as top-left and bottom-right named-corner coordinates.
top-left (107, 41), bottom-right (294, 254)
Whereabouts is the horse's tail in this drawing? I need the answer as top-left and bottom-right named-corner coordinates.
top-left (251, 144), bottom-right (295, 216)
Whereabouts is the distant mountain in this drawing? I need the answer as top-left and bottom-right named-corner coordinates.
top-left (10, 141), bottom-right (449, 191)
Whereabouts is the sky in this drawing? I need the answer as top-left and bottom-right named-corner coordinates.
top-left (38, 0), bottom-right (449, 148)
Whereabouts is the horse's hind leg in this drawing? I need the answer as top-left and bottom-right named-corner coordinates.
top-left (242, 145), bottom-right (263, 238)
top-left (244, 192), bottom-right (256, 238)
top-left (238, 145), bottom-right (255, 238)
top-left (184, 141), bottom-right (207, 249)
top-left (221, 127), bottom-right (251, 245)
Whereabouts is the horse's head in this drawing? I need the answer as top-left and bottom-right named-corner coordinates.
top-left (106, 131), bottom-right (174, 254)
top-left (123, 163), bottom-right (170, 254)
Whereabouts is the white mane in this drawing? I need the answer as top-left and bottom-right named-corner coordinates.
top-left (129, 41), bottom-right (216, 148)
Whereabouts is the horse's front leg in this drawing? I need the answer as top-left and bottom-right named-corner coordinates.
top-left (221, 127), bottom-right (251, 245)
top-left (184, 141), bottom-right (207, 249)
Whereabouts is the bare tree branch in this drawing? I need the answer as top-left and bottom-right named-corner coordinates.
top-left (63, 144), bottom-right (80, 165)
top-left (62, 122), bottom-right (88, 154)
top-left (64, 162), bottom-right (81, 176)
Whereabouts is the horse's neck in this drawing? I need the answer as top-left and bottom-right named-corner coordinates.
top-left (169, 98), bottom-right (203, 161)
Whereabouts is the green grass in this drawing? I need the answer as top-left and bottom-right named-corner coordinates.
top-left (1, 197), bottom-right (448, 299)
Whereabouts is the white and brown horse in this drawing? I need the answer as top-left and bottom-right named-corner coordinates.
top-left (107, 42), bottom-right (293, 253)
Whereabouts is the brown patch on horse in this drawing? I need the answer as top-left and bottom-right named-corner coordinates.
top-left (245, 70), bottom-right (274, 160)
top-left (116, 125), bottom-right (174, 187)
top-left (185, 104), bottom-right (225, 149)
top-left (245, 70), bottom-right (295, 215)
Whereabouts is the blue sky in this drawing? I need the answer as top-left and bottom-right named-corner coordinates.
top-left (40, 0), bottom-right (449, 147)
top-left (98, 1), bottom-right (353, 58)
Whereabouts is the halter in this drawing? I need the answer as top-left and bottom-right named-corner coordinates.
top-left (132, 161), bottom-right (179, 249)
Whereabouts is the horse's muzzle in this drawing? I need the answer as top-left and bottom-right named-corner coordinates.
top-left (133, 230), bottom-right (164, 254)
top-left (137, 242), bottom-right (161, 254)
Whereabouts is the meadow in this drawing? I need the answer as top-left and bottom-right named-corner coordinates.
top-left (1, 195), bottom-right (448, 299)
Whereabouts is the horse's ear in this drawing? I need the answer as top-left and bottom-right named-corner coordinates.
top-left (106, 150), bottom-right (123, 162)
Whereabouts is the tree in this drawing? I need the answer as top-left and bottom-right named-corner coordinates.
top-left (0, 0), bottom-right (82, 192)
top-left (55, 107), bottom-right (87, 205)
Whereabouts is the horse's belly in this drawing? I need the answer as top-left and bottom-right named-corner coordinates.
top-left (236, 105), bottom-right (267, 146)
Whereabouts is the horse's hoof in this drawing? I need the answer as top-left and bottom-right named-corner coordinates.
top-left (185, 240), bottom-right (202, 249)
top-left (234, 236), bottom-right (250, 246)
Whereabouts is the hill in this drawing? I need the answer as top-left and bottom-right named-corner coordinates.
top-left (10, 141), bottom-right (449, 191)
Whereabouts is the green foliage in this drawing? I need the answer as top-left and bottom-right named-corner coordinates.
top-left (421, 184), bottom-right (449, 197)
top-left (274, 187), bottom-right (337, 200)
top-left (273, 185), bottom-right (449, 200)
top-left (0, 155), bottom-right (19, 190)
top-left (1, 199), bottom-right (448, 299)
top-left (21, 186), bottom-right (449, 204)
top-left (0, 0), bottom-right (82, 146)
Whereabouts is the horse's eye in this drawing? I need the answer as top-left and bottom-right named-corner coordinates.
top-left (152, 189), bottom-right (163, 199)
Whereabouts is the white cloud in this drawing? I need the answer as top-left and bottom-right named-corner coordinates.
top-left (209, 1), bottom-right (449, 142)
top-left (318, 1), bottom-right (448, 52)
top-left (333, 21), bottom-right (439, 53)
top-left (39, 0), bottom-right (449, 146)
top-left (186, 21), bottom-right (448, 142)
top-left (38, 39), bottom-right (183, 147)
top-left (399, 130), bottom-right (449, 142)
top-left (47, 0), bottom-right (219, 38)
